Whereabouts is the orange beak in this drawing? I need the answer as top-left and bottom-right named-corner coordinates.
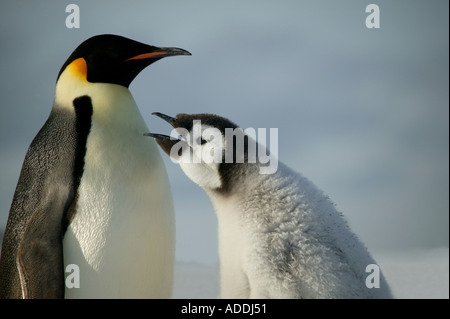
top-left (126, 47), bottom-right (191, 61)
top-left (126, 52), bottom-right (169, 61)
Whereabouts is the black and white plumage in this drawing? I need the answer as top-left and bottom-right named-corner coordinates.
top-left (148, 112), bottom-right (393, 299)
top-left (0, 35), bottom-right (190, 298)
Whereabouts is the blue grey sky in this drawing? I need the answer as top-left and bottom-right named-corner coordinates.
top-left (0, 0), bottom-right (448, 265)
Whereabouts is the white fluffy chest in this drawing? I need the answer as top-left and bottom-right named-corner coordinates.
top-left (216, 204), bottom-right (245, 263)
top-left (210, 195), bottom-right (252, 297)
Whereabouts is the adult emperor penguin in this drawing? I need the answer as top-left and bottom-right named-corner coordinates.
top-left (147, 112), bottom-right (393, 299)
top-left (0, 34), bottom-right (190, 299)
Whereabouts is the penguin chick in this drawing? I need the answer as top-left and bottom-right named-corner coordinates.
top-left (0, 35), bottom-right (190, 299)
top-left (147, 112), bottom-right (393, 299)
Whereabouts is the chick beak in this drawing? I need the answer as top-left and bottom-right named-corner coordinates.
top-left (144, 112), bottom-right (181, 157)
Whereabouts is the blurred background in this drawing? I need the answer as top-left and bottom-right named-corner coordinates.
top-left (0, 0), bottom-right (448, 297)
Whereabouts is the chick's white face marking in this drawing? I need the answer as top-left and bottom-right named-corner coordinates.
top-left (176, 122), bottom-right (224, 190)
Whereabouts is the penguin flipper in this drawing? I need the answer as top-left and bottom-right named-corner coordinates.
top-left (16, 199), bottom-right (68, 299)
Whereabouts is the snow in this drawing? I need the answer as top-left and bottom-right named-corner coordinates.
top-left (374, 248), bottom-right (449, 299)
top-left (173, 262), bottom-right (220, 299)
top-left (173, 247), bottom-right (449, 299)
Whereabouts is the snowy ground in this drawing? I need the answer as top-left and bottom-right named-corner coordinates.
top-left (374, 248), bottom-right (449, 299)
top-left (173, 247), bottom-right (449, 299)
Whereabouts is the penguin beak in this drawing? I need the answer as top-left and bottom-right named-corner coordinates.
top-left (144, 112), bottom-right (182, 157)
top-left (145, 132), bottom-right (181, 157)
top-left (152, 112), bottom-right (176, 125)
top-left (127, 47), bottom-right (191, 61)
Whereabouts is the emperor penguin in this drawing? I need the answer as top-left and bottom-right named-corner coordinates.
top-left (147, 112), bottom-right (393, 299)
top-left (0, 35), bottom-right (190, 299)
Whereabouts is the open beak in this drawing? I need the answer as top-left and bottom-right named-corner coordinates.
top-left (151, 112), bottom-right (176, 125)
top-left (144, 112), bottom-right (182, 157)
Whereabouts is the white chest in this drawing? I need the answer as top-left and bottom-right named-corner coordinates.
top-left (61, 83), bottom-right (175, 298)
top-left (211, 195), bottom-right (251, 298)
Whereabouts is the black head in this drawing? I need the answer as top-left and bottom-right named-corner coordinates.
top-left (57, 34), bottom-right (191, 87)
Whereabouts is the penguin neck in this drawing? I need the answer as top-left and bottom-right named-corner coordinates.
top-left (208, 161), bottom-right (290, 218)
top-left (213, 162), bottom-right (259, 196)
top-left (207, 162), bottom-right (261, 213)
top-left (54, 67), bottom-right (143, 131)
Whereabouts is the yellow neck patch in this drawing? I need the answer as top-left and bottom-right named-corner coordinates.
top-left (66, 57), bottom-right (88, 80)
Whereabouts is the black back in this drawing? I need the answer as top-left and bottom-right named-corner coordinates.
top-left (0, 96), bottom-right (92, 298)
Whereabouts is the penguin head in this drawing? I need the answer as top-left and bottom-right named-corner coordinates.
top-left (57, 34), bottom-right (191, 88)
top-left (147, 112), bottom-right (253, 193)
